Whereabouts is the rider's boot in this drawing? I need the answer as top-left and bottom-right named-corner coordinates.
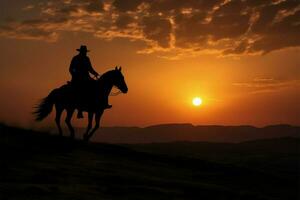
top-left (77, 110), bottom-right (84, 119)
top-left (104, 97), bottom-right (112, 109)
top-left (104, 104), bottom-right (112, 109)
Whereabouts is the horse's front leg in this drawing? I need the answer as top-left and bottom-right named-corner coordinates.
top-left (65, 108), bottom-right (75, 139)
top-left (55, 104), bottom-right (63, 137)
top-left (85, 110), bottom-right (103, 142)
top-left (83, 112), bottom-right (93, 141)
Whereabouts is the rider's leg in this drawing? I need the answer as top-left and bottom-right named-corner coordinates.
top-left (104, 96), bottom-right (112, 109)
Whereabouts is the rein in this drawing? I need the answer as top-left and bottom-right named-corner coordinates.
top-left (109, 87), bottom-right (122, 96)
top-left (94, 75), bottom-right (123, 96)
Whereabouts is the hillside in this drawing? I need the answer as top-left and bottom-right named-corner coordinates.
top-left (1, 124), bottom-right (299, 200)
top-left (125, 137), bottom-right (300, 177)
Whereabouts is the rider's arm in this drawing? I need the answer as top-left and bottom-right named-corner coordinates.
top-left (86, 57), bottom-right (99, 77)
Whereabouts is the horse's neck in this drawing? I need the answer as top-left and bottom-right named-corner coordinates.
top-left (98, 78), bottom-right (113, 97)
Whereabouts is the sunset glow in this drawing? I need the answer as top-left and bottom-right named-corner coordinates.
top-left (192, 97), bottom-right (202, 107)
top-left (0, 1), bottom-right (298, 199)
top-left (0, 0), bottom-right (299, 127)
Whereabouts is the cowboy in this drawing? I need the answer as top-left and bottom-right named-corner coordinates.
top-left (70, 45), bottom-right (99, 83)
top-left (69, 45), bottom-right (112, 119)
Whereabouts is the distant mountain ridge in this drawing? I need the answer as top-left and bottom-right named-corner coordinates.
top-left (74, 123), bottom-right (300, 143)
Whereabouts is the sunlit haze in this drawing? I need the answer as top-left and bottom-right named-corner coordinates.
top-left (0, 0), bottom-right (299, 128)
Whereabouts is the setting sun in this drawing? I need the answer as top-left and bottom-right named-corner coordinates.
top-left (192, 97), bottom-right (202, 106)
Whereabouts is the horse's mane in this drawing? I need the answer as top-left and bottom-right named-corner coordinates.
top-left (98, 70), bottom-right (115, 81)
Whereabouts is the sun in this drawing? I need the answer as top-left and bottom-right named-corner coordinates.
top-left (192, 97), bottom-right (202, 106)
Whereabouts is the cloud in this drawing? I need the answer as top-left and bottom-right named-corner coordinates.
top-left (249, 9), bottom-right (300, 54)
top-left (22, 5), bottom-right (35, 11)
top-left (115, 14), bottom-right (135, 28)
top-left (0, 0), bottom-right (299, 58)
top-left (141, 16), bottom-right (172, 48)
top-left (233, 78), bottom-right (300, 94)
top-left (113, 0), bottom-right (144, 12)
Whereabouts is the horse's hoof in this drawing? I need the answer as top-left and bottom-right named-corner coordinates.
top-left (83, 138), bottom-right (89, 142)
top-left (83, 134), bottom-right (89, 141)
top-left (69, 133), bottom-right (75, 139)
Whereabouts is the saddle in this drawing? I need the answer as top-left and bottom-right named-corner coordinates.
top-left (65, 80), bottom-right (98, 105)
top-left (67, 79), bottom-right (96, 90)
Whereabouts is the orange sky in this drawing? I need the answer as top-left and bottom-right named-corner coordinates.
top-left (0, 0), bottom-right (299, 127)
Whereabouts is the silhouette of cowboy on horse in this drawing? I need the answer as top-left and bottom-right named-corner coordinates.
top-left (34, 45), bottom-right (128, 141)
top-left (70, 45), bottom-right (112, 119)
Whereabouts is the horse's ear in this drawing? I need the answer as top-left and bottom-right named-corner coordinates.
top-left (115, 66), bottom-right (118, 70)
top-left (119, 66), bottom-right (122, 71)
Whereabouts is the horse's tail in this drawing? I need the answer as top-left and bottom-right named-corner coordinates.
top-left (34, 89), bottom-right (59, 121)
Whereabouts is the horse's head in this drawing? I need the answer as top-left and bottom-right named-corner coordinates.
top-left (112, 66), bottom-right (128, 93)
top-left (100, 66), bottom-right (128, 94)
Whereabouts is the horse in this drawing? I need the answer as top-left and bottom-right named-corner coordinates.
top-left (34, 67), bottom-right (128, 141)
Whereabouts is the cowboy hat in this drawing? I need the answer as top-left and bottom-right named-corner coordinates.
top-left (76, 45), bottom-right (90, 52)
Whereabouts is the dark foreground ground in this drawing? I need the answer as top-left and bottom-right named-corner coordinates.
top-left (0, 124), bottom-right (299, 200)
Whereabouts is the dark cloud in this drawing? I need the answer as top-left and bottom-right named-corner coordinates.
top-left (243, 0), bottom-right (272, 7)
top-left (84, 0), bottom-right (104, 13)
top-left (58, 4), bottom-right (79, 15)
top-left (214, 0), bottom-right (247, 14)
top-left (210, 12), bottom-right (251, 40)
top-left (213, 0), bottom-right (252, 29)
top-left (115, 14), bottom-right (135, 28)
top-left (21, 17), bottom-right (68, 25)
top-left (174, 12), bottom-right (209, 48)
top-left (223, 40), bottom-right (248, 55)
top-left (113, 0), bottom-right (144, 12)
top-left (149, 0), bottom-right (196, 13)
top-left (148, 0), bottom-right (223, 13)
top-left (141, 16), bottom-right (172, 48)
top-left (251, 1), bottom-right (299, 34)
top-left (250, 8), bottom-right (300, 54)
top-left (0, 0), bottom-right (299, 57)
top-left (46, 0), bottom-right (104, 17)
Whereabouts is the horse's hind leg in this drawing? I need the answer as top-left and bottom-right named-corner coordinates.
top-left (55, 105), bottom-right (63, 136)
top-left (65, 108), bottom-right (75, 139)
top-left (83, 112), bottom-right (93, 141)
